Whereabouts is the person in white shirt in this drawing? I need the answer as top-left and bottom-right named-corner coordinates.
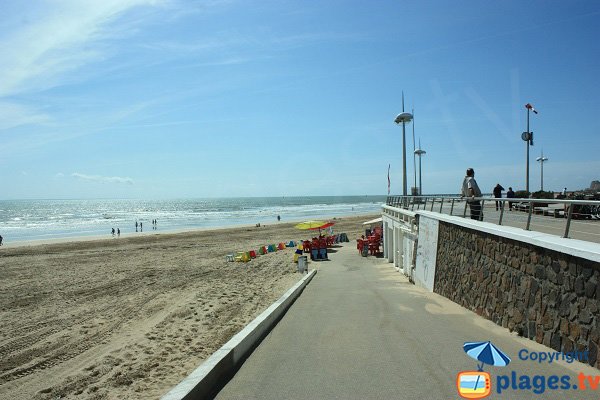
top-left (461, 168), bottom-right (482, 220)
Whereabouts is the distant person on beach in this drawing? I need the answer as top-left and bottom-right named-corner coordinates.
top-left (277, 215), bottom-right (281, 222)
top-left (140, 222), bottom-right (143, 232)
top-left (461, 168), bottom-right (482, 220)
top-left (111, 228), bottom-right (115, 237)
top-left (506, 187), bottom-right (515, 210)
top-left (0, 234), bottom-right (3, 246)
top-left (135, 221), bottom-right (138, 232)
top-left (117, 228), bottom-right (120, 237)
top-left (563, 187), bottom-right (567, 195)
top-left (493, 183), bottom-right (505, 211)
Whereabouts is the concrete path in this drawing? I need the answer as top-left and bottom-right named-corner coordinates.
top-left (214, 244), bottom-right (599, 399)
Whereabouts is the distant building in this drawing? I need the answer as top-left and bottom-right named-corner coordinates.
top-left (591, 180), bottom-right (600, 191)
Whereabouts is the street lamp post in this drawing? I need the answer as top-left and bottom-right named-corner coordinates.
top-left (522, 103), bottom-right (538, 193)
top-left (394, 93), bottom-right (413, 197)
top-left (536, 151), bottom-right (549, 191)
top-left (414, 139), bottom-right (426, 195)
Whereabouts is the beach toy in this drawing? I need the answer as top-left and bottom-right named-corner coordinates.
top-left (278, 242), bottom-right (286, 250)
top-left (235, 252), bottom-right (251, 262)
top-left (249, 250), bottom-right (257, 258)
top-left (287, 240), bottom-right (296, 247)
top-left (293, 246), bottom-right (303, 262)
top-left (225, 254), bottom-right (235, 262)
top-left (258, 246), bottom-right (267, 255)
top-left (268, 244), bottom-right (276, 252)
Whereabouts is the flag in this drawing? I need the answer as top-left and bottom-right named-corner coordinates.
top-left (387, 164), bottom-right (391, 195)
top-left (525, 103), bottom-right (538, 114)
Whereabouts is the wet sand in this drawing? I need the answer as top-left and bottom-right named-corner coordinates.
top-left (0, 215), bottom-right (374, 399)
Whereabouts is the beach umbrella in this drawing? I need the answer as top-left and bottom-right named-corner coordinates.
top-left (295, 220), bottom-right (335, 235)
top-left (463, 341), bottom-right (511, 371)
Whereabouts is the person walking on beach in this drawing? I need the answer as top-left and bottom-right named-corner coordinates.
top-left (0, 234), bottom-right (3, 246)
top-left (117, 228), bottom-right (120, 237)
top-left (461, 168), bottom-right (482, 220)
top-left (506, 187), bottom-right (515, 210)
top-left (135, 221), bottom-right (138, 232)
top-left (140, 222), bottom-right (143, 232)
top-left (111, 228), bottom-right (115, 237)
top-left (493, 183), bottom-right (505, 211)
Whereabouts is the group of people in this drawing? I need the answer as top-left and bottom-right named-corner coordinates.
top-left (461, 168), bottom-right (516, 221)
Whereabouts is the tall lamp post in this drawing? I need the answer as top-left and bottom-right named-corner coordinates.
top-left (414, 140), bottom-right (426, 195)
top-left (522, 103), bottom-right (538, 193)
top-left (536, 151), bottom-right (548, 191)
top-left (394, 93), bottom-right (413, 197)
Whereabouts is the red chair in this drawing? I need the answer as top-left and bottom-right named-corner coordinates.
top-left (303, 240), bottom-right (311, 253)
top-left (368, 235), bottom-right (381, 255)
top-left (249, 250), bottom-right (257, 258)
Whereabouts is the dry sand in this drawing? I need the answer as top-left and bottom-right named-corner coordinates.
top-left (0, 215), bottom-right (374, 399)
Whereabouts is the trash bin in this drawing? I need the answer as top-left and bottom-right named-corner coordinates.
top-left (298, 256), bottom-right (308, 273)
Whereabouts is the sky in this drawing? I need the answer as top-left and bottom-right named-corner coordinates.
top-left (1, 0), bottom-right (599, 200)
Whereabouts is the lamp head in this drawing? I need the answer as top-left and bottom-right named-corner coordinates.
top-left (394, 112), bottom-right (413, 124)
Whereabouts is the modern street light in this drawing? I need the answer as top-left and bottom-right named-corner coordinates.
top-left (414, 139), bottom-right (426, 195)
top-left (522, 103), bottom-right (538, 193)
top-left (394, 92), bottom-right (413, 197)
top-left (536, 151), bottom-right (549, 191)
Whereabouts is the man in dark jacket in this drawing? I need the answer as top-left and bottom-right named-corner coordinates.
top-left (493, 183), bottom-right (505, 211)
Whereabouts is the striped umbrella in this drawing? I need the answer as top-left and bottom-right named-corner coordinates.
top-left (463, 341), bottom-right (511, 371)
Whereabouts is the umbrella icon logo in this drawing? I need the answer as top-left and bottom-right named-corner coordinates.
top-left (457, 341), bottom-right (511, 399)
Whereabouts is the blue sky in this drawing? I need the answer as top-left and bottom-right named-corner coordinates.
top-left (1, 0), bottom-right (599, 199)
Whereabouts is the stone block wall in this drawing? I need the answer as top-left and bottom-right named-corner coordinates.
top-left (434, 221), bottom-right (600, 368)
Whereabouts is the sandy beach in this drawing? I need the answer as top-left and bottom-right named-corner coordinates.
top-left (0, 214), bottom-right (375, 400)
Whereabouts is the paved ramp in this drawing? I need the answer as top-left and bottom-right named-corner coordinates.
top-left (215, 244), bottom-right (598, 399)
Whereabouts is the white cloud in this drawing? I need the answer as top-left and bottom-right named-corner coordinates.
top-left (0, 101), bottom-right (50, 131)
top-left (55, 172), bottom-right (65, 178)
top-left (0, 0), bottom-right (165, 97)
top-left (72, 173), bottom-right (134, 185)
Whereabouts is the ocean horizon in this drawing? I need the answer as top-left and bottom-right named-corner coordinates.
top-left (0, 196), bottom-right (386, 244)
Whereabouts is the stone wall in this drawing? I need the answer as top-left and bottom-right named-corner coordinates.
top-left (434, 221), bottom-right (600, 368)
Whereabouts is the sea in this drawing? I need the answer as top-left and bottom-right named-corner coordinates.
top-left (0, 196), bottom-right (386, 244)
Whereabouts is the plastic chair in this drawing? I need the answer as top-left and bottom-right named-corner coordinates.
top-left (249, 250), bottom-right (257, 258)
top-left (303, 241), bottom-right (311, 253)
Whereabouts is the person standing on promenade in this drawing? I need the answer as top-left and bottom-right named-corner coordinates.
top-left (493, 183), bottom-right (505, 211)
top-left (461, 168), bottom-right (482, 220)
top-left (506, 187), bottom-right (515, 210)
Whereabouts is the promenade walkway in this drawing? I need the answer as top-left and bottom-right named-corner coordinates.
top-left (214, 244), bottom-right (599, 399)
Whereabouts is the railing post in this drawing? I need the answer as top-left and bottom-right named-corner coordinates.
top-left (463, 200), bottom-right (468, 218)
top-left (479, 199), bottom-right (485, 221)
top-left (564, 204), bottom-right (574, 238)
top-left (526, 201), bottom-right (533, 230)
top-left (423, 197), bottom-right (427, 211)
top-left (498, 200), bottom-right (505, 225)
top-left (450, 199), bottom-right (455, 216)
top-left (430, 198), bottom-right (435, 211)
top-left (439, 198), bottom-right (444, 213)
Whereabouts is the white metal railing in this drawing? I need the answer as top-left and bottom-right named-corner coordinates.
top-left (386, 195), bottom-right (600, 239)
